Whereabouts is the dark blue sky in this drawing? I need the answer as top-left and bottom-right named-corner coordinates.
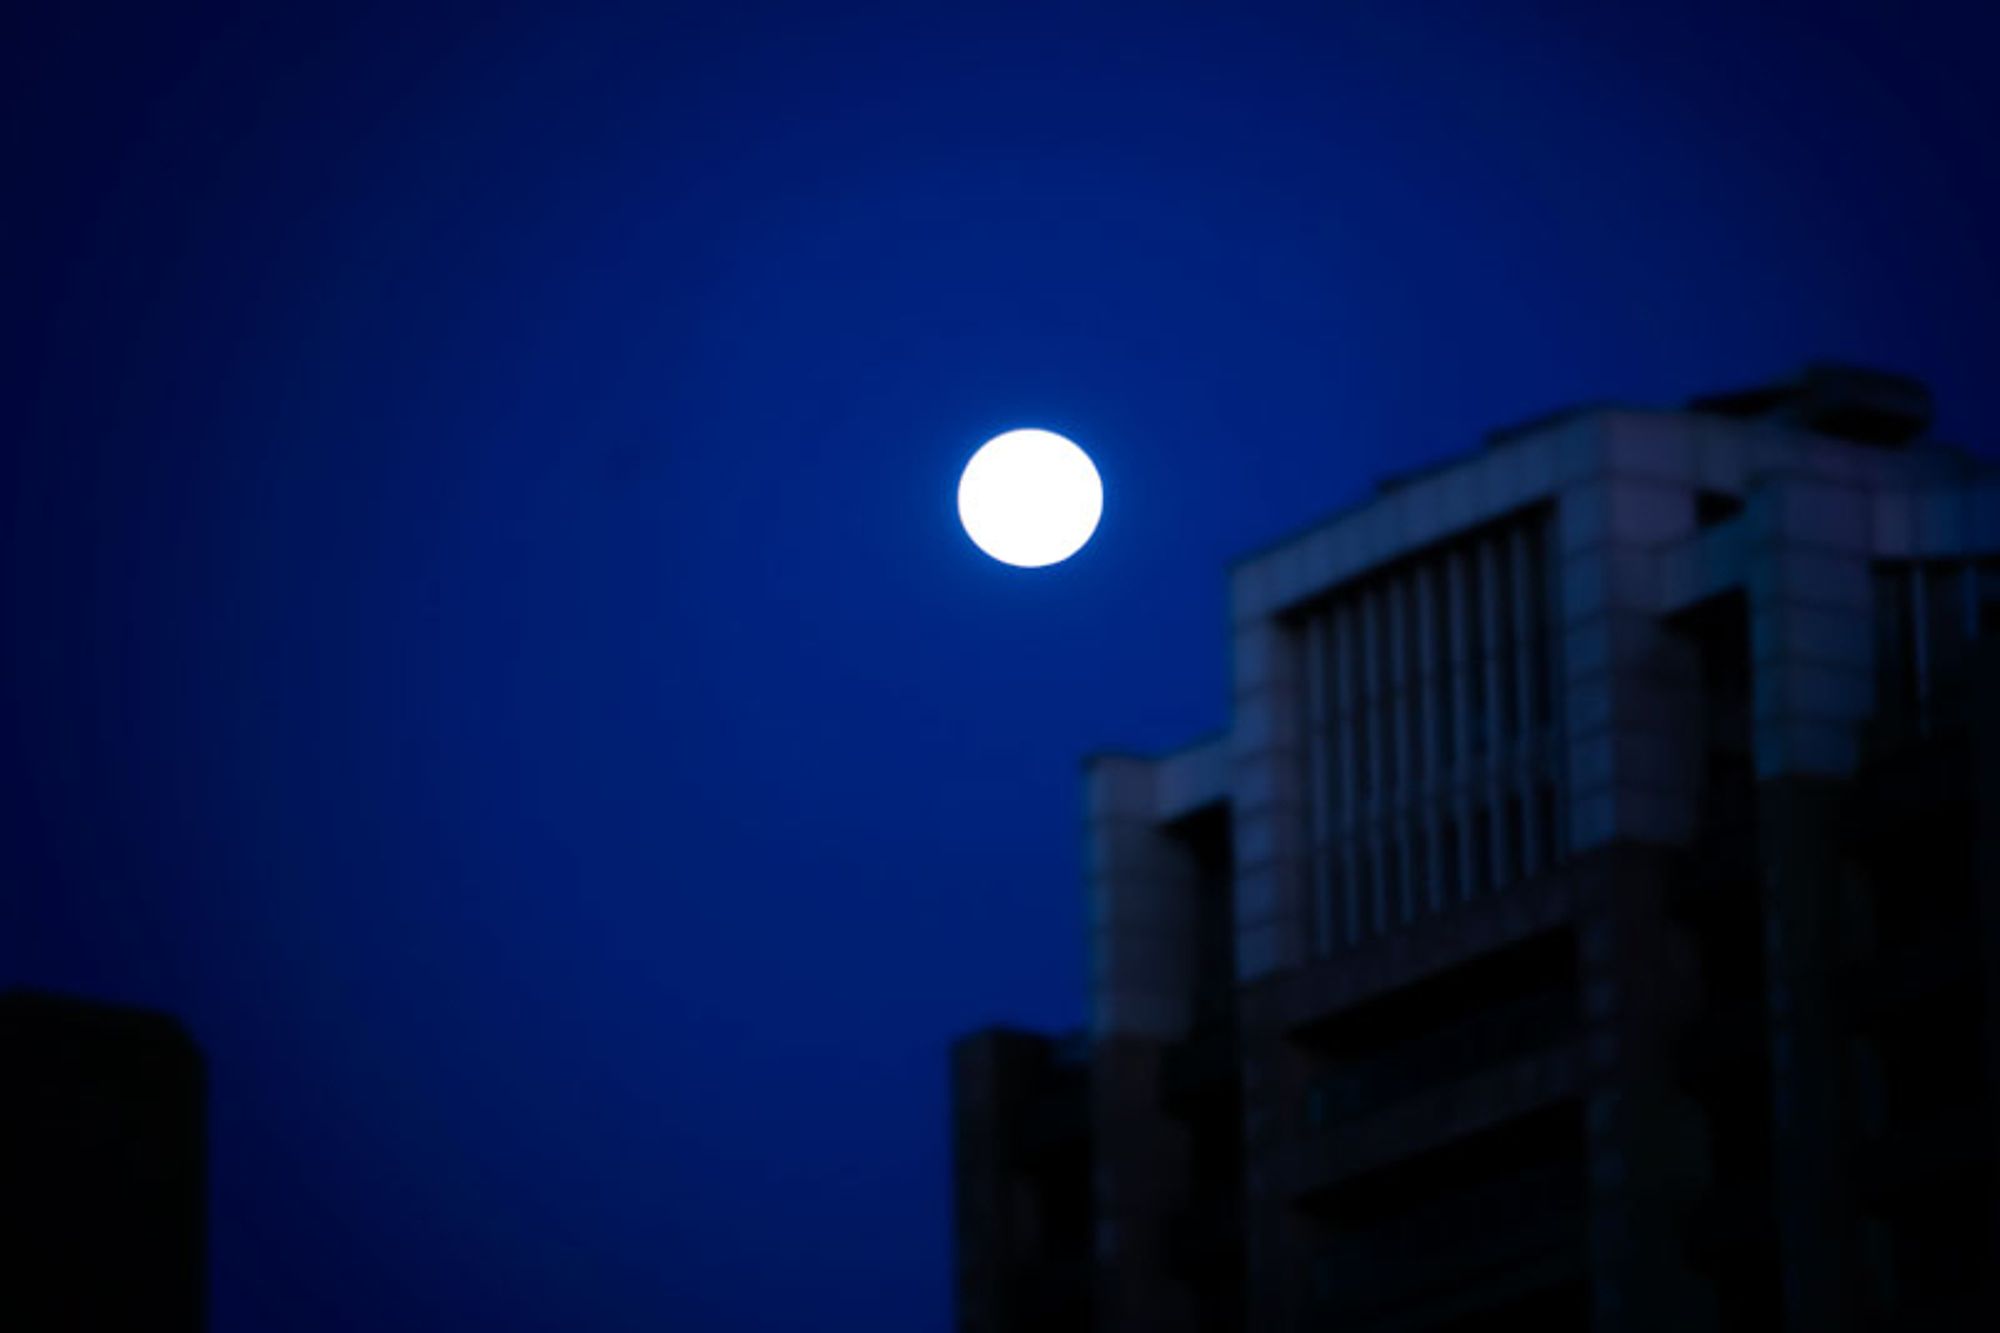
top-left (4, 2), bottom-right (1997, 1329)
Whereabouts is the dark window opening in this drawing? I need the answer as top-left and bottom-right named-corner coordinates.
top-left (1697, 489), bottom-right (1745, 529)
top-left (1503, 794), bottom-right (1525, 886)
top-left (1470, 807), bottom-right (1494, 897)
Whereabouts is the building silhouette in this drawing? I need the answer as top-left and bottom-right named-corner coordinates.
top-left (1, 989), bottom-right (207, 1333)
top-left (952, 364), bottom-right (2000, 1332)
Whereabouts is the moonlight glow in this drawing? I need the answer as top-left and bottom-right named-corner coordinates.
top-left (956, 429), bottom-right (1104, 568)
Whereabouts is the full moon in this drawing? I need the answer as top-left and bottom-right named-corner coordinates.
top-left (957, 429), bottom-right (1104, 568)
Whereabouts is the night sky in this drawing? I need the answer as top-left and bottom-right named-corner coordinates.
top-left (5, 3), bottom-right (1999, 1329)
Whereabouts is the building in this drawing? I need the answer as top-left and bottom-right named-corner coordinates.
top-left (1, 989), bottom-right (207, 1333)
top-left (951, 363), bottom-right (2000, 1332)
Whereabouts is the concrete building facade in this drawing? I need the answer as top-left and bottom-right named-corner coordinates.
top-left (952, 364), bottom-right (2000, 1332)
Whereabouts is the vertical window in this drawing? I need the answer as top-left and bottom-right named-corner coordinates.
top-left (1435, 556), bottom-right (1457, 766)
top-left (1352, 605), bottom-right (1373, 800)
top-left (1503, 792), bottom-right (1526, 886)
top-left (1355, 844), bottom-right (1377, 940)
top-left (1328, 858), bottom-right (1348, 953)
top-left (1873, 567), bottom-right (1915, 719)
top-left (1467, 542), bottom-right (1489, 757)
top-left (1979, 561), bottom-right (2000, 636)
top-left (1527, 520), bottom-right (1553, 730)
top-left (1375, 588), bottom-right (1398, 795)
top-left (1440, 814), bottom-right (1463, 903)
top-left (1471, 805), bottom-right (1494, 897)
top-left (1492, 533), bottom-right (1518, 752)
top-left (1410, 829), bottom-right (1432, 917)
top-left (1925, 562), bottom-right (1970, 690)
top-left (1536, 782), bottom-right (1563, 867)
top-left (1382, 837), bottom-right (1404, 926)
top-left (1400, 575), bottom-right (1424, 787)
top-left (1342, 844), bottom-right (1362, 947)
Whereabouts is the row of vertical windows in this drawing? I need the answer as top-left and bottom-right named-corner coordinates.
top-left (1309, 781), bottom-right (1563, 949)
top-left (1299, 512), bottom-right (1561, 957)
top-left (1874, 559), bottom-right (2000, 726)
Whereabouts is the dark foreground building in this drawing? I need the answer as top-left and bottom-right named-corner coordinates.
top-left (952, 364), bottom-right (2000, 1332)
top-left (1, 989), bottom-right (207, 1332)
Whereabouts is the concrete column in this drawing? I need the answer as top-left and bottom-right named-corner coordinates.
top-left (1086, 756), bottom-right (1196, 1041)
top-left (1759, 781), bottom-right (1863, 1333)
top-left (1093, 1036), bottom-right (1196, 1333)
top-left (1558, 461), bottom-right (1702, 853)
top-left (1576, 846), bottom-right (1719, 1332)
top-left (1740, 475), bottom-right (1879, 1333)
top-left (1231, 617), bottom-right (1311, 982)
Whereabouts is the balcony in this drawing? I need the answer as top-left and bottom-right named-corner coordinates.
top-left (1307, 1160), bottom-right (1586, 1324)
top-left (1288, 1042), bottom-right (1584, 1196)
top-left (1307, 988), bottom-right (1579, 1128)
top-left (1274, 875), bottom-right (1577, 1034)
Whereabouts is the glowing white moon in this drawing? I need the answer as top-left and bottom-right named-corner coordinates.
top-left (957, 429), bottom-right (1104, 568)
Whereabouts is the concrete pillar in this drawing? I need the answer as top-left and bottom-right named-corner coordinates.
top-left (1735, 476), bottom-right (1877, 1331)
top-left (1230, 616), bottom-right (1311, 982)
top-left (1558, 460), bottom-right (1703, 855)
top-left (1576, 847), bottom-right (1719, 1332)
top-left (1086, 756), bottom-right (1196, 1041)
top-left (1758, 780), bottom-right (1863, 1333)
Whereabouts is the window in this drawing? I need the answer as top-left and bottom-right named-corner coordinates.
top-left (1504, 793), bottom-right (1526, 885)
top-left (1471, 806), bottom-right (1494, 896)
top-left (1355, 844), bottom-right (1377, 938)
top-left (1383, 838), bottom-right (1405, 925)
top-left (1466, 547), bottom-right (1488, 757)
top-left (1536, 782), bottom-right (1563, 867)
top-left (1697, 489), bottom-right (1745, 529)
top-left (1873, 567), bottom-right (1917, 718)
top-left (1924, 562), bottom-right (1970, 684)
top-left (1435, 557), bottom-right (1458, 764)
top-left (1492, 537), bottom-right (1518, 750)
top-left (1527, 521), bottom-right (1554, 730)
top-left (1351, 616), bottom-right (1373, 800)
